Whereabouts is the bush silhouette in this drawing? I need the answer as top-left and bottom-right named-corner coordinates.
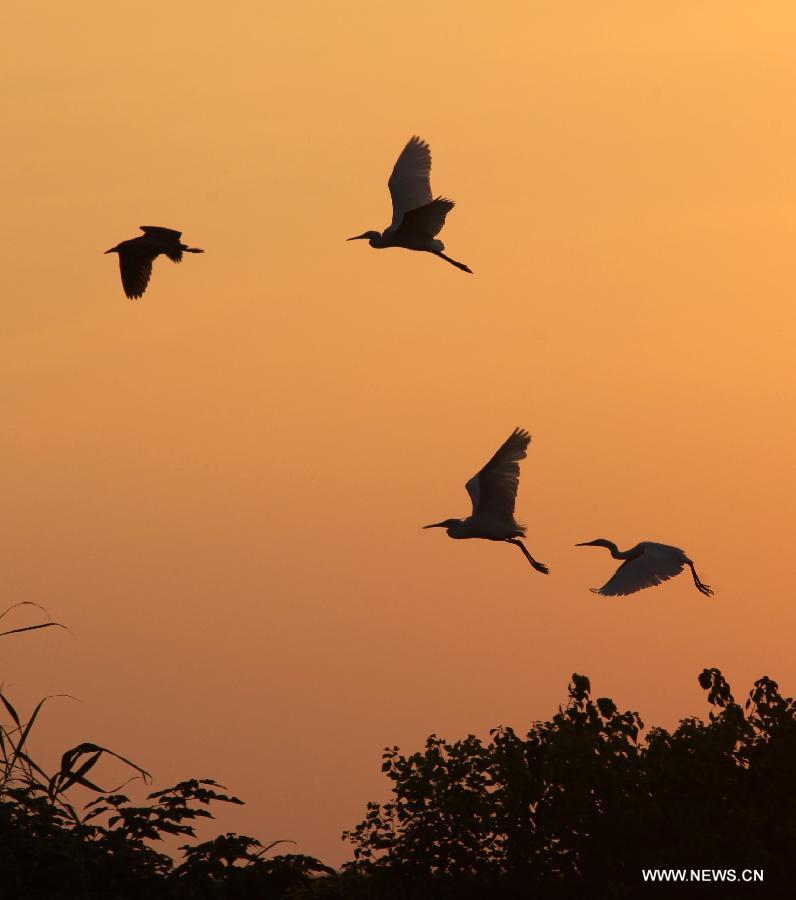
top-left (3, 603), bottom-right (794, 897)
top-left (0, 605), bottom-right (332, 898)
top-left (341, 668), bottom-right (794, 898)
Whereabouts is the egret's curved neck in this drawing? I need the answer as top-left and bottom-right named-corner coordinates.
top-left (579, 538), bottom-right (636, 558)
top-left (599, 540), bottom-right (627, 559)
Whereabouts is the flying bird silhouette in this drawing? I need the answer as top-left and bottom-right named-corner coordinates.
top-left (105, 226), bottom-right (204, 299)
top-left (348, 136), bottom-right (473, 273)
top-left (424, 428), bottom-right (549, 573)
top-left (576, 540), bottom-right (713, 596)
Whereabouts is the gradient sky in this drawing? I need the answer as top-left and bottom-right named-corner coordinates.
top-left (3, 1), bottom-right (795, 866)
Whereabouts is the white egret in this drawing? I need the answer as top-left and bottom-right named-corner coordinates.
top-left (348, 136), bottom-right (473, 273)
top-left (105, 226), bottom-right (204, 299)
top-left (576, 540), bottom-right (713, 596)
top-left (424, 428), bottom-right (549, 574)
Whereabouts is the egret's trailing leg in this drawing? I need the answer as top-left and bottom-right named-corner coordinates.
top-left (687, 561), bottom-right (713, 596)
top-left (434, 251), bottom-right (473, 273)
top-left (507, 539), bottom-right (549, 575)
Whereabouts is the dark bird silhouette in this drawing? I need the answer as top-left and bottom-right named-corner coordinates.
top-left (423, 428), bottom-right (549, 574)
top-left (105, 226), bottom-right (204, 299)
top-left (348, 136), bottom-right (473, 273)
top-left (576, 539), bottom-right (713, 596)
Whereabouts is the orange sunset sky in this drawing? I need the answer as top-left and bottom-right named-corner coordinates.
top-left (2, 1), bottom-right (796, 866)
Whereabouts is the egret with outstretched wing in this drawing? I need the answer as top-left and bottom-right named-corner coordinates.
top-left (424, 429), bottom-right (549, 574)
top-left (105, 226), bottom-right (204, 299)
top-left (576, 540), bottom-right (713, 596)
top-left (348, 136), bottom-right (472, 273)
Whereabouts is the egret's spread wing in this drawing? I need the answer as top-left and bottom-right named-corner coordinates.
top-left (465, 428), bottom-right (531, 521)
top-left (394, 198), bottom-right (454, 240)
top-left (118, 248), bottom-right (154, 299)
top-left (140, 226), bottom-right (182, 240)
top-left (387, 136), bottom-right (433, 231)
top-left (596, 546), bottom-right (685, 596)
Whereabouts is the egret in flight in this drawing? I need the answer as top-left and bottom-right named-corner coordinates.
top-left (105, 226), bottom-right (204, 299)
top-left (576, 540), bottom-right (713, 596)
top-left (424, 428), bottom-right (549, 574)
top-left (348, 136), bottom-right (473, 273)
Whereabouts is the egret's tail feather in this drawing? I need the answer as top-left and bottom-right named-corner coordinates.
top-left (435, 251), bottom-right (473, 274)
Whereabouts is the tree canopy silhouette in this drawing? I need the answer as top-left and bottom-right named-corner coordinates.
top-left (3, 605), bottom-right (793, 898)
top-left (341, 668), bottom-right (793, 898)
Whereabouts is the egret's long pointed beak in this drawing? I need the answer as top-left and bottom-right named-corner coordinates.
top-left (104, 248), bottom-right (115, 254)
top-left (423, 522), bottom-right (446, 529)
top-left (347, 233), bottom-right (368, 241)
top-left (575, 541), bottom-right (597, 547)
